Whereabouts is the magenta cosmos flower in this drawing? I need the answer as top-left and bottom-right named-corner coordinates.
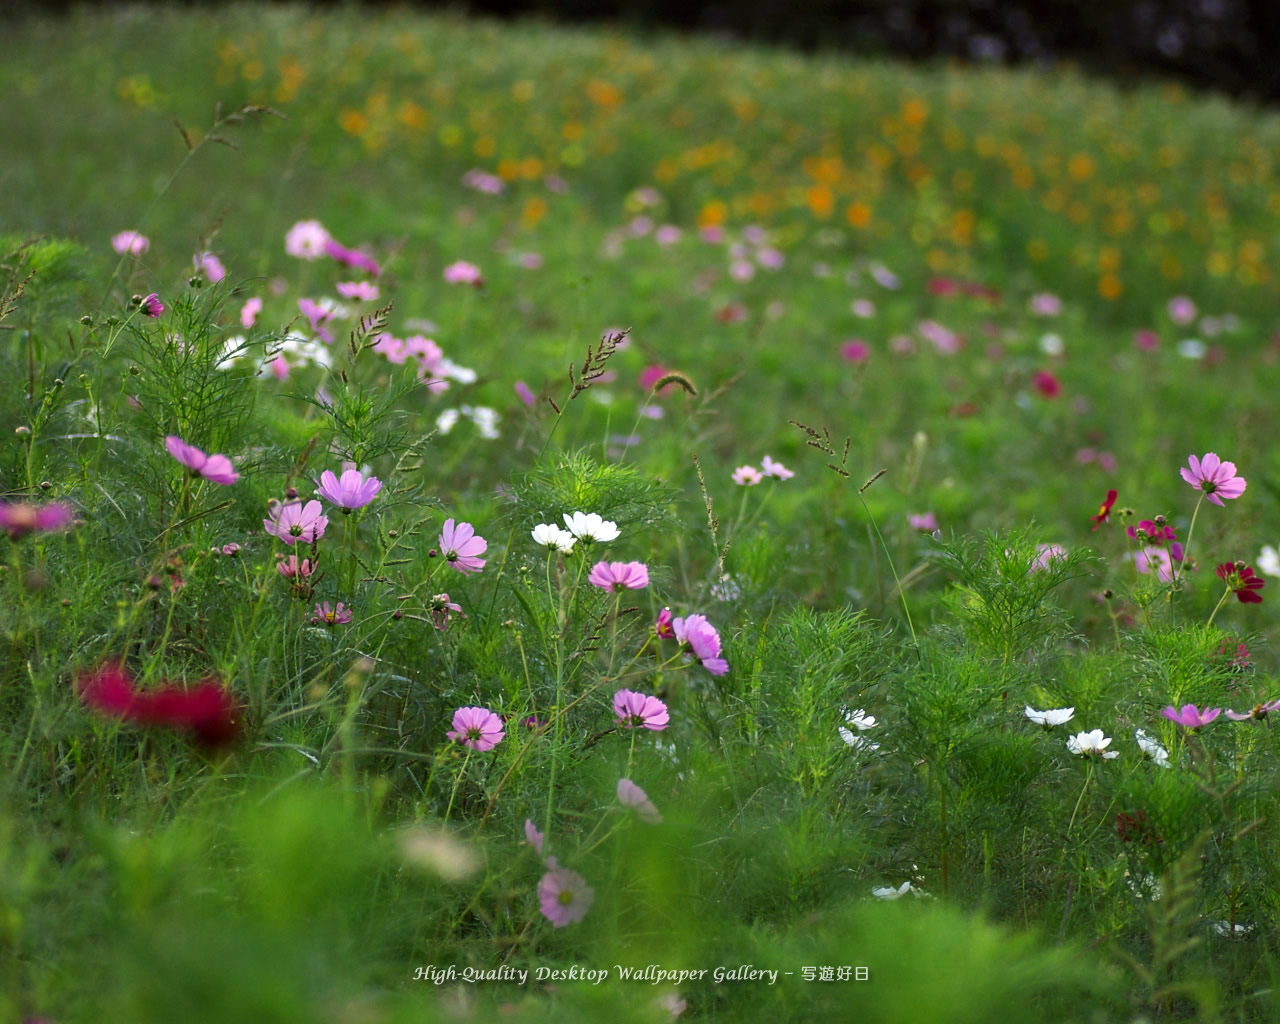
top-left (1161, 704), bottom-right (1222, 728)
top-left (538, 867), bottom-right (594, 928)
top-left (439, 518), bottom-right (487, 574)
top-left (311, 601), bottom-right (352, 626)
top-left (165, 435), bottom-right (240, 485)
top-left (443, 261), bottom-right (484, 286)
top-left (0, 500), bottom-right (75, 538)
top-left (672, 614), bottom-right (728, 676)
top-left (139, 293), bottom-right (164, 318)
top-left (617, 778), bottom-right (662, 824)
top-left (428, 592), bottom-right (464, 632)
top-left (315, 468), bottom-right (382, 512)
top-left (614, 689), bottom-right (669, 731)
top-left (588, 561), bottom-right (649, 591)
top-left (112, 230), bottom-right (149, 255)
top-left (1181, 453), bottom-right (1246, 506)
top-left (446, 706), bottom-right (504, 751)
top-left (1225, 699), bottom-right (1280, 722)
top-left (264, 500), bottom-right (328, 545)
top-left (655, 607), bottom-right (675, 638)
top-left (1216, 561), bottom-right (1265, 603)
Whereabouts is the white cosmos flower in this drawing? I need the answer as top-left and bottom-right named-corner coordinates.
top-left (563, 511), bottom-right (620, 543)
top-left (839, 730), bottom-right (881, 752)
top-left (1025, 705), bottom-right (1075, 727)
top-left (871, 881), bottom-right (912, 900)
top-left (532, 523), bottom-right (576, 553)
top-left (842, 707), bottom-right (877, 730)
top-left (1135, 729), bottom-right (1170, 767)
top-left (1067, 729), bottom-right (1118, 759)
top-left (1257, 545), bottom-right (1280, 578)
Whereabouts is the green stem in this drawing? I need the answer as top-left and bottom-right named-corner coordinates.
top-left (1068, 761), bottom-right (1094, 834)
top-left (1206, 587), bottom-right (1233, 629)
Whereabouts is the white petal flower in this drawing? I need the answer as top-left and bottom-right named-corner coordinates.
top-left (532, 523), bottom-right (577, 553)
top-left (842, 707), bottom-right (877, 731)
top-left (1025, 705), bottom-right (1075, 727)
top-left (1134, 729), bottom-right (1170, 767)
top-left (1257, 545), bottom-right (1280, 578)
top-left (1066, 729), bottom-right (1118, 759)
top-left (563, 510), bottom-right (620, 543)
top-left (839, 729), bottom-right (881, 751)
top-left (871, 882), bottom-right (912, 900)
top-left (435, 409), bottom-right (461, 434)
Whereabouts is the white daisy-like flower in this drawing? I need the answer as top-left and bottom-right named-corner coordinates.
top-left (1025, 705), bottom-right (1075, 727)
top-left (435, 409), bottom-right (461, 434)
top-left (531, 523), bottom-right (576, 553)
top-left (1067, 729), bottom-right (1118, 759)
top-left (842, 707), bottom-right (877, 731)
top-left (467, 405), bottom-right (501, 440)
top-left (1134, 729), bottom-right (1170, 767)
top-left (839, 730), bottom-right (881, 752)
top-left (1257, 545), bottom-right (1280, 578)
top-left (871, 882), bottom-right (912, 900)
top-left (1210, 921), bottom-right (1255, 937)
top-left (438, 358), bottom-right (478, 384)
top-left (562, 511), bottom-right (620, 544)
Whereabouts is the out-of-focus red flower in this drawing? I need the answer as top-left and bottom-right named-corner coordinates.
top-left (78, 661), bottom-right (239, 748)
top-left (1090, 489), bottom-right (1118, 531)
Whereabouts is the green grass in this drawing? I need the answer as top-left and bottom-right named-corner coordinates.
top-left (4, 5), bottom-right (1280, 1022)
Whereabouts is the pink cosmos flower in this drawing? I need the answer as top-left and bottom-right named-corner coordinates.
top-left (240, 296), bottom-right (262, 328)
top-left (588, 561), bottom-right (649, 591)
top-left (1128, 546), bottom-right (1177, 583)
top-left (277, 555), bottom-right (315, 579)
top-left (841, 340), bottom-right (871, 364)
top-left (617, 778), bottom-right (662, 823)
top-left (655, 225), bottom-right (682, 246)
top-left (538, 867), bottom-right (594, 927)
top-left (524, 818), bottom-right (545, 856)
top-left (0, 500), bottom-right (75, 538)
top-left (140, 293), bottom-right (164, 318)
top-left (311, 601), bottom-right (352, 626)
top-left (760, 455), bottom-right (793, 480)
top-left (655, 607), bottom-right (675, 638)
top-left (165, 435), bottom-right (239, 485)
top-left (315, 468), bottom-right (382, 512)
top-left (443, 261), bottom-right (483, 286)
top-left (732, 465), bottom-right (762, 486)
top-left (909, 512), bottom-right (938, 532)
top-left (298, 298), bottom-right (337, 344)
top-left (672, 614), bottom-right (728, 675)
top-left (428, 592), bottom-right (464, 631)
top-left (851, 299), bottom-right (876, 318)
top-left (112, 230), bottom-right (149, 255)
top-left (1161, 704), bottom-right (1221, 728)
top-left (1168, 296), bottom-right (1197, 325)
top-left (1224, 699), bottom-right (1280, 722)
top-left (264, 500), bottom-right (328, 545)
top-left (285, 220), bottom-right (332, 260)
top-left (446, 706), bottom-right (504, 751)
top-left (193, 252), bottom-right (226, 284)
top-left (514, 380), bottom-right (536, 406)
top-left (323, 239), bottom-right (381, 276)
top-left (614, 689), bottom-right (670, 731)
top-left (1029, 292), bottom-right (1062, 316)
top-left (1134, 329), bottom-right (1159, 351)
top-left (1181, 453), bottom-right (1246, 506)
top-left (336, 281), bottom-right (379, 301)
top-left (439, 518), bottom-right (487, 574)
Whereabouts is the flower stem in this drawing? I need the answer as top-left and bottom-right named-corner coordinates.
top-left (1173, 491), bottom-right (1206, 590)
top-left (1206, 587), bottom-right (1233, 629)
top-left (443, 747), bottom-right (472, 824)
top-left (1068, 761), bottom-right (1094, 834)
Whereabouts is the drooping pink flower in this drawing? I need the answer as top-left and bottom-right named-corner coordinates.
top-left (1128, 546), bottom-right (1177, 583)
top-left (285, 220), bottom-right (332, 260)
top-left (240, 296), bottom-right (262, 328)
top-left (672, 614), bottom-right (728, 675)
top-left (428, 592), bottom-right (464, 631)
top-left (264, 500), bottom-right (328, 545)
top-left (655, 607), bottom-right (675, 638)
top-left (439, 518), bottom-right (487, 574)
top-left (315, 468), bottom-right (382, 512)
top-left (336, 281), bottom-right (379, 301)
top-left (78, 660), bottom-right (238, 748)
top-left (614, 689), bottom-right (670, 731)
top-left (760, 455), bottom-right (793, 480)
top-left (140, 293), bottom-right (164, 318)
top-left (0, 500), bottom-right (75, 538)
top-left (164, 435), bottom-right (239, 485)
top-left (732, 465), bottom-right (762, 486)
top-left (617, 778), bottom-right (662, 823)
top-left (323, 239), bottom-right (381, 276)
top-left (538, 867), bottom-right (594, 927)
top-left (1216, 561), bottom-right (1265, 604)
top-left (443, 261), bottom-right (484, 287)
top-left (524, 818), bottom-right (545, 855)
top-left (276, 555), bottom-right (314, 579)
top-left (1224, 699), bottom-right (1280, 722)
top-left (446, 706), bottom-right (504, 751)
top-left (193, 251), bottom-right (226, 284)
top-left (1161, 704), bottom-right (1221, 728)
top-left (112, 230), bottom-right (149, 255)
top-left (1181, 453), bottom-right (1246, 506)
top-left (311, 601), bottom-right (352, 626)
top-left (588, 561), bottom-right (649, 591)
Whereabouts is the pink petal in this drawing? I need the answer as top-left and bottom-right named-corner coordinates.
top-left (1200, 452), bottom-right (1220, 478)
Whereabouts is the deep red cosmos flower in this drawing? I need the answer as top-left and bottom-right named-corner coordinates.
top-left (1216, 561), bottom-right (1265, 604)
top-left (77, 661), bottom-right (239, 748)
top-left (1090, 489), bottom-right (1118, 531)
